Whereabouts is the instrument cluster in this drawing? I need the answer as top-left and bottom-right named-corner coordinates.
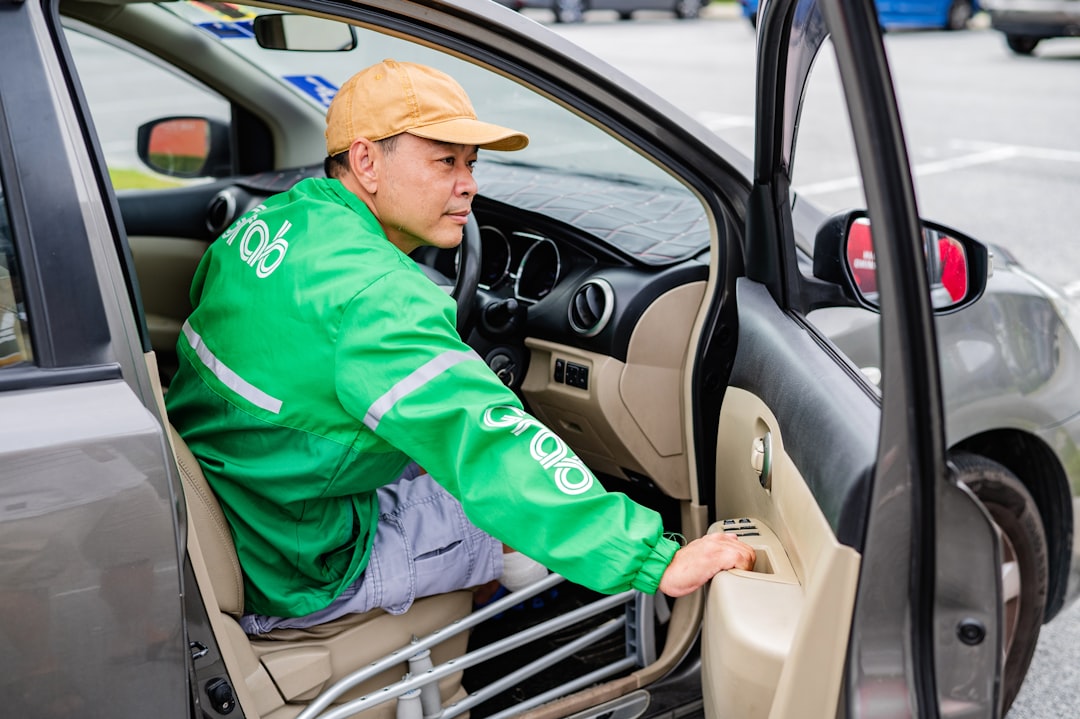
top-left (479, 225), bottom-right (562, 304)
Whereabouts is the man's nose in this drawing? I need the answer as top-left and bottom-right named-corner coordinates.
top-left (458, 168), bottom-right (478, 197)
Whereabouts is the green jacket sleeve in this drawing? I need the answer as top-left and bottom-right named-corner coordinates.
top-left (335, 267), bottom-right (678, 594)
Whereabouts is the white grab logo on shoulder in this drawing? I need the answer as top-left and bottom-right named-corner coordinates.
top-left (221, 205), bottom-right (291, 278)
top-left (483, 406), bottom-right (594, 495)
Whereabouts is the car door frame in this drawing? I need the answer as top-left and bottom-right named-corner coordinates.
top-left (744, 0), bottom-right (1004, 713)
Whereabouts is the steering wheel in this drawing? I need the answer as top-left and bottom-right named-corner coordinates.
top-left (413, 213), bottom-right (481, 336)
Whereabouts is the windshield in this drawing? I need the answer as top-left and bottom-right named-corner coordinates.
top-left (162, 2), bottom-right (687, 193)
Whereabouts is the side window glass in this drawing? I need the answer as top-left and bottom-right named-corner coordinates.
top-left (0, 190), bottom-right (30, 368)
top-left (790, 39), bottom-right (882, 384)
top-left (789, 39), bottom-right (865, 219)
top-left (63, 27), bottom-right (230, 190)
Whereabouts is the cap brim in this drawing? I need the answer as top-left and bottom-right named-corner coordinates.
top-left (407, 117), bottom-right (529, 152)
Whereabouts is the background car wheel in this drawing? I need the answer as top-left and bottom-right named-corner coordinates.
top-left (944, 0), bottom-right (972, 29)
top-left (952, 452), bottom-right (1048, 713)
top-left (553, 0), bottom-right (585, 23)
top-left (1006, 34), bottom-right (1040, 54)
top-left (675, 0), bottom-right (701, 19)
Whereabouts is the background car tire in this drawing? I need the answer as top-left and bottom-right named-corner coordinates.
top-left (944, 0), bottom-right (972, 29)
top-left (553, 0), bottom-right (585, 23)
top-left (675, 0), bottom-right (701, 19)
top-left (1006, 34), bottom-right (1040, 54)
top-left (952, 452), bottom-right (1048, 713)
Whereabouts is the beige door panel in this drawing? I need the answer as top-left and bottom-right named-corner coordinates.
top-left (129, 234), bottom-right (208, 354)
top-left (702, 387), bottom-right (860, 719)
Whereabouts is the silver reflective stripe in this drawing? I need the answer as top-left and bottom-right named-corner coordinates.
top-left (364, 349), bottom-right (479, 431)
top-left (182, 320), bottom-right (283, 415)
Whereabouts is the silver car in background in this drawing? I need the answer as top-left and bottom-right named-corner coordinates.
top-left (983, 0), bottom-right (1080, 53)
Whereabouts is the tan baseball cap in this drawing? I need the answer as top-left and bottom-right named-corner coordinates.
top-left (325, 59), bottom-right (529, 156)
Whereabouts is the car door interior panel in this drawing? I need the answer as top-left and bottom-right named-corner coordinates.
top-left (724, 280), bottom-right (878, 548)
top-left (118, 184), bottom-right (233, 242)
top-left (128, 235), bottom-right (208, 365)
top-left (699, 280), bottom-right (874, 716)
top-left (703, 389), bottom-right (861, 718)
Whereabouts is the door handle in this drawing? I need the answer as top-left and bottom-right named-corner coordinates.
top-left (751, 431), bottom-right (772, 490)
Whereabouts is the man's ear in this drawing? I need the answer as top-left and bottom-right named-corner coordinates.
top-left (348, 138), bottom-right (379, 194)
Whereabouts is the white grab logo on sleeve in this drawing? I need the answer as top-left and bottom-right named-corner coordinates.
top-left (483, 406), bottom-right (594, 495)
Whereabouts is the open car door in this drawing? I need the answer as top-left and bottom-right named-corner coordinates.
top-left (697, 0), bottom-right (1005, 715)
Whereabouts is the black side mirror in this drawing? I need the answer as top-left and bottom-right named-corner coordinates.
top-left (813, 209), bottom-right (990, 315)
top-left (136, 117), bottom-right (231, 179)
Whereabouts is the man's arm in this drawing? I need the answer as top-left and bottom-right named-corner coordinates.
top-left (336, 269), bottom-right (752, 596)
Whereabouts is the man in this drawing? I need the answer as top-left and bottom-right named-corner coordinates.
top-left (166, 59), bottom-right (753, 634)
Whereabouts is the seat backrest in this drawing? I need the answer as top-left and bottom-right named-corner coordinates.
top-left (169, 424), bottom-right (245, 616)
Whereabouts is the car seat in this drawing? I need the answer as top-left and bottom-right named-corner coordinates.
top-left (169, 423), bottom-right (473, 719)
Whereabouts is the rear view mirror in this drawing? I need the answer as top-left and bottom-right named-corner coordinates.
top-left (253, 14), bottom-right (357, 52)
top-left (814, 210), bottom-right (990, 315)
top-left (137, 116), bottom-right (231, 179)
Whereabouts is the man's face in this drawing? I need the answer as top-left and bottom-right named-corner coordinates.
top-left (369, 133), bottom-right (479, 255)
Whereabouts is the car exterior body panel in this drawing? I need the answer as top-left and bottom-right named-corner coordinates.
top-left (0, 380), bottom-right (187, 715)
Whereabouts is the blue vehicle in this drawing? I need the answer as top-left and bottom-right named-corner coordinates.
top-left (739, 0), bottom-right (978, 28)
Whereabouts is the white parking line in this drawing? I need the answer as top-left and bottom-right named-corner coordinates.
top-left (794, 141), bottom-right (1080, 198)
top-left (1065, 280), bottom-right (1080, 299)
top-left (797, 146), bottom-right (1019, 197)
top-left (696, 111), bottom-right (754, 131)
top-left (951, 140), bottom-right (1080, 165)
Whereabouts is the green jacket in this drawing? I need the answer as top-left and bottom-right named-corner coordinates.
top-left (166, 177), bottom-right (678, 618)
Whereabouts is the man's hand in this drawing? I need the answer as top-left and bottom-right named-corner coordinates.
top-left (658, 533), bottom-right (756, 598)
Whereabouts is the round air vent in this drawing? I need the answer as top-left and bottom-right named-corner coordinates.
top-left (568, 278), bottom-right (614, 338)
top-left (205, 190), bottom-right (238, 236)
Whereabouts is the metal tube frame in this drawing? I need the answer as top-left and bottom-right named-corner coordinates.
top-left (295, 573), bottom-right (566, 719)
top-left (314, 590), bottom-right (634, 719)
top-left (440, 617), bottom-right (627, 719)
top-left (297, 573), bottom-right (656, 719)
